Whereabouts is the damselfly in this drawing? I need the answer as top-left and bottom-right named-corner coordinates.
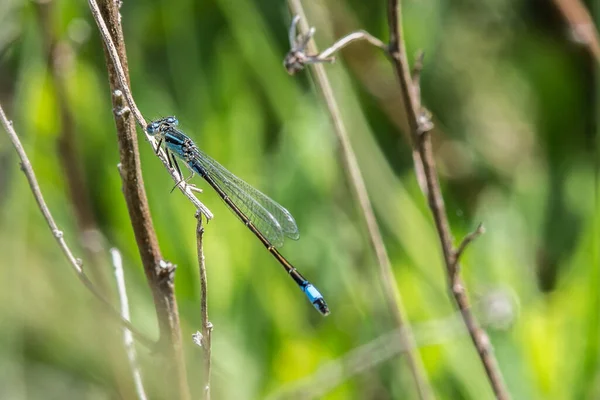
top-left (146, 117), bottom-right (329, 316)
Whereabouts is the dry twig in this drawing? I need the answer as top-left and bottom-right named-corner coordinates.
top-left (195, 212), bottom-right (213, 400)
top-left (386, 1), bottom-right (510, 398)
top-left (87, 1), bottom-right (194, 398)
top-left (453, 223), bottom-right (485, 274)
top-left (0, 103), bottom-right (153, 349)
top-left (111, 248), bottom-right (149, 400)
top-left (285, 4), bottom-right (510, 398)
top-left (284, 15), bottom-right (387, 74)
top-left (285, 4), bottom-right (433, 400)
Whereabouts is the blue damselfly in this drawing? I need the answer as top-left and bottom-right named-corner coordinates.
top-left (146, 117), bottom-right (329, 316)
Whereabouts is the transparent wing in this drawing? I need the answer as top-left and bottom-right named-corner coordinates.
top-left (189, 147), bottom-right (299, 247)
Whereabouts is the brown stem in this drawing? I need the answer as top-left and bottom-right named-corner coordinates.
top-left (286, 3), bottom-right (433, 399)
top-left (86, 0), bottom-right (212, 219)
top-left (89, 1), bottom-right (190, 398)
top-left (453, 223), bottom-right (485, 274)
top-left (196, 213), bottom-right (212, 400)
top-left (387, 1), bottom-right (510, 399)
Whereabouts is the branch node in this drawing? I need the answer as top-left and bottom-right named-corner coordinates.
top-left (412, 51), bottom-right (425, 82)
top-left (53, 229), bottom-right (64, 238)
top-left (157, 260), bottom-right (176, 282)
top-left (112, 89), bottom-right (130, 117)
top-left (477, 332), bottom-right (491, 354)
top-left (283, 15), bottom-right (386, 75)
top-left (114, 106), bottom-right (131, 117)
top-left (452, 282), bottom-right (464, 295)
top-left (416, 109), bottom-right (434, 135)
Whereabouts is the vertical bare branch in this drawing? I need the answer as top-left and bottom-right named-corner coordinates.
top-left (195, 213), bottom-right (213, 400)
top-left (286, 3), bottom-right (433, 399)
top-left (87, 1), bottom-right (191, 398)
top-left (111, 248), bottom-right (148, 400)
top-left (386, 1), bottom-right (510, 399)
top-left (86, 0), bottom-right (212, 219)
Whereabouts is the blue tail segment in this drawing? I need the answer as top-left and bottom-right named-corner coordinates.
top-left (302, 283), bottom-right (330, 315)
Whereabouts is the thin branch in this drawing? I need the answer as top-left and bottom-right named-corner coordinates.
top-left (453, 223), bottom-right (485, 273)
top-left (411, 51), bottom-right (425, 107)
top-left (0, 103), bottom-right (154, 349)
top-left (195, 212), bottom-right (213, 400)
top-left (87, 0), bottom-right (212, 220)
top-left (284, 15), bottom-right (388, 75)
top-left (386, 1), bottom-right (510, 399)
top-left (111, 248), bottom-right (148, 400)
top-left (88, 1), bottom-right (191, 398)
top-left (285, 6), bottom-right (433, 400)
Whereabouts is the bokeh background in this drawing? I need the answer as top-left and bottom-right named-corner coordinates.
top-left (0, 0), bottom-right (598, 398)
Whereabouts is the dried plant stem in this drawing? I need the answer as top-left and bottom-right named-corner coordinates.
top-left (287, 2), bottom-right (433, 399)
top-left (87, 0), bottom-right (212, 219)
top-left (318, 30), bottom-right (387, 59)
top-left (453, 223), bottom-right (485, 271)
top-left (0, 103), bottom-right (153, 349)
top-left (88, 1), bottom-right (191, 398)
top-left (387, 1), bottom-right (510, 398)
top-left (196, 213), bottom-right (213, 400)
top-left (111, 248), bottom-right (148, 400)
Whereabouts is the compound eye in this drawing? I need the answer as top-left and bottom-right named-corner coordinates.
top-left (146, 122), bottom-right (159, 134)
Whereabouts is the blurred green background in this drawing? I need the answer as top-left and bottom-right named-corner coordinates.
top-left (0, 0), bottom-right (598, 398)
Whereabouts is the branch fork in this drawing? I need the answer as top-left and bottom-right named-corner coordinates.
top-left (284, 15), bottom-right (388, 75)
top-left (451, 223), bottom-right (485, 278)
top-left (285, 8), bottom-right (510, 399)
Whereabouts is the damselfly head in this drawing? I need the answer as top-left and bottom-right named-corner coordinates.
top-left (146, 116), bottom-right (179, 135)
top-left (146, 121), bottom-right (161, 135)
